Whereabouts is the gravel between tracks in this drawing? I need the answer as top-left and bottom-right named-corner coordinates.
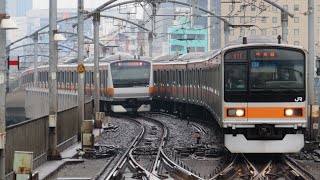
top-left (49, 116), bottom-right (141, 179)
top-left (144, 113), bottom-right (225, 178)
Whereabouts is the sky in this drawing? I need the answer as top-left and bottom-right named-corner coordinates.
top-left (32, 0), bottom-right (127, 9)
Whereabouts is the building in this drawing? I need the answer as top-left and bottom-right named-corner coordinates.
top-left (142, 0), bottom-right (222, 57)
top-left (221, 1), bottom-right (310, 48)
top-left (168, 11), bottom-right (207, 55)
top-left (7, 0), bottom-right (33, 17)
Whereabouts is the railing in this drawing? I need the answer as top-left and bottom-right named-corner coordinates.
top-left (5, 100), bottom-right (93, 179)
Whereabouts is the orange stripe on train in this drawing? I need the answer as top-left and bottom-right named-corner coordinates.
top-left (224, 107), bottom-right (305, 118)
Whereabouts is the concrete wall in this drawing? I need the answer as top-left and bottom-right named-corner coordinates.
top-left (25, 88), bottom-right (91, 119)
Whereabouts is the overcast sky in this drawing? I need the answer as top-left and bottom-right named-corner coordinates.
top-left (32, 0), bottom-right (126, 9)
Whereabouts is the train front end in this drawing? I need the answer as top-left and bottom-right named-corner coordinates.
top-left (108, 60), bottom-right (153, 113)
top-left (222, 44), bottom-right (307, 153)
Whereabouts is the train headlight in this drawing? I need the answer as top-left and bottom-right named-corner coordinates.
top-left (284, 108), bottom-right (302, 117)
top-left (227, 108), bottom-right (245, 117)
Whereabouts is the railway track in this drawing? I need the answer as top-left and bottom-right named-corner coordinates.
top-left (212, 154), bottom-right (316, 180)
top-left (95, 115), bottom-right (144, 179)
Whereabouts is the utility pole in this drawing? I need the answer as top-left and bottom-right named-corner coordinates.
top-left (33, 32), bottom-right (38, 87)
top-left (93, 12), bottom-right (100, 116)
top-left (224, 22), bottom-right (230, 46)
top-left (191, 0), bottom-right (199, 28)
top-left (78, 0), bottom-right (85, 140)
top-left (0, 0), bottom-right (6, 177)
top-left (263, 0), bottom-right (294, 44)
top-left (149, 2), bottom-right (156, 58)
top-left (207, 0), bottom-right (211, 50)
top-left (48, 0), bottom-right (60, 159)
top-left (308, 0), bottom-right (315, 104)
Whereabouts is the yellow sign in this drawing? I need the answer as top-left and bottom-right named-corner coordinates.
top-left (312, 105), bottom-right (319, 118)
top-left (77, 64), bottom-right (85, 73)
top-left (13, 151), bottom-right (33, 174)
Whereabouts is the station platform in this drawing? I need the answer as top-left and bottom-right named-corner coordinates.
top-left (34, 143), bottom-right (81, 180)
top-left (33, 128), bottom-right (102, 179)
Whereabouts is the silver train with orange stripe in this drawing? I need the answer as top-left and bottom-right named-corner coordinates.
top-left (14, 54), bottom-right (153, 113)
top-left (153, 37), bottom-right (308, 153)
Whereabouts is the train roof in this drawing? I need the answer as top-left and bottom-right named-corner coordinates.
top-left (226, 35), bottom-right (279, 46)
top-left (153, 54), bottom-right (180, 62)
top-left (100, 54), bottom-right (151, 62)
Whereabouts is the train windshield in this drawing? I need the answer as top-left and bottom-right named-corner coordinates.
top-left (249, 49), bottom-right (305, 91)
top-left (111, 61), bottom-right (151, 88)
top-left (224, 48), bottom-right (305, 102)
top-left (249, 60), bottom-right (304, 90)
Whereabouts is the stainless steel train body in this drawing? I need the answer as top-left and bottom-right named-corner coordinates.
top-left (13, 56), bottom-right (153, 113)
top-left (153, 42), bottom-right (307, 153)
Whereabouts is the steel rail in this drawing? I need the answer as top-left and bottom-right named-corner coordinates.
top-left (100, 116), bottom-right (145, 180)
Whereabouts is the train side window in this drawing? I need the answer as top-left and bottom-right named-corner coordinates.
top-left (57, 72), bottom-right (60, 83)
top-left (91, 71), bottom-right (94, 85)
top-left (166, 71), bottom-right (169, 85)
top-left (71, 72), bottom-right (74, 84)
top-left (198, 69), bottom-right (201, 87)
top-left (153, 71), bottom-right (157, 84)
top-left (105, 70), bottom-right (108, 88)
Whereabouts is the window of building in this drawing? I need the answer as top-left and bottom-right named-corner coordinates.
top-left (229, 5), bottom-right (234, 11)
top-left (251, 5), bottom-right (256, 11)
top-left (260, 5), bottom-right (267, 11)
top-left (251, 17), bottom-right (256, 23)
top-left (294, 41), bottom-right (299, 46)
top-left (240, 17), bottom-right (245, 23)
top-left (261, 29), bottom-right (267, 35)
top-left (294, 17), bottom-right (299, 23)
top-left (171, 45), bottom-right (184, 51)
top-left (229, 17), bottom-right (234, 23)
top-left (318, 5), bottom-right (320, 11)
top-left (171, 34), bottom-right (183, 39)
top-left (240, 5), bottom-right (246, 11)
top-left (187, 47), bottom-right (195, 52)
top-left (272, 17), bottom-right (277, 23)
top-left (187, 34), bottom-right (196, 40)
top-left (272, 29), bottom-right (277, 35)
top-left (196, 34), bottom-right (205, 40)
top-left (230, 29), bottom-right (234, 35)
top-left (294, 29), bottom-right (299, 35)
top-left (318, 17), bottom-right (320, 23)
top-left (240, 29), bottom-right (245, 36)
top-left (196, 47), bottom-right (205, 52)
top-left (272, 6), bottom-right (277, 12)
top-left (294, 5), bottom-right (299, 11)
top-left (251, 29), bottom-right (256, 36)
top-left (283, 5), bottom-right (288, 10)
top-left (261, 17), bottom-right (267, 23)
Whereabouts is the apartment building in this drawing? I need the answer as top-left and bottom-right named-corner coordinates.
top-left (221, 0), bottom-right (316, 51)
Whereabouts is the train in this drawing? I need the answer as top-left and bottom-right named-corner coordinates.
top-left (12, 54), bottom-right (153, 113)
top-left (153, 36), bottom-right (308, 153)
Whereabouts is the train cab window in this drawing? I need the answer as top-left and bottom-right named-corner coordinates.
top-left (225, 64), bottom-right (247, 91)
top-left (166, 71), bottom-right (169, 85)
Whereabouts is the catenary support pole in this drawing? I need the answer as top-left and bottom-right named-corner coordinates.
top-left (33, 32), bottom-right (39, 86)
top-left (0, 0), bottom-right (6, 177)
top-left (78, 0), bottom-right (85, 140)
top-left (308, 0), bottom-right (315, 104)
top-left (48, 0), bottom-right (60, 159)
top-left (93, 13), bottom-right (100, 117)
